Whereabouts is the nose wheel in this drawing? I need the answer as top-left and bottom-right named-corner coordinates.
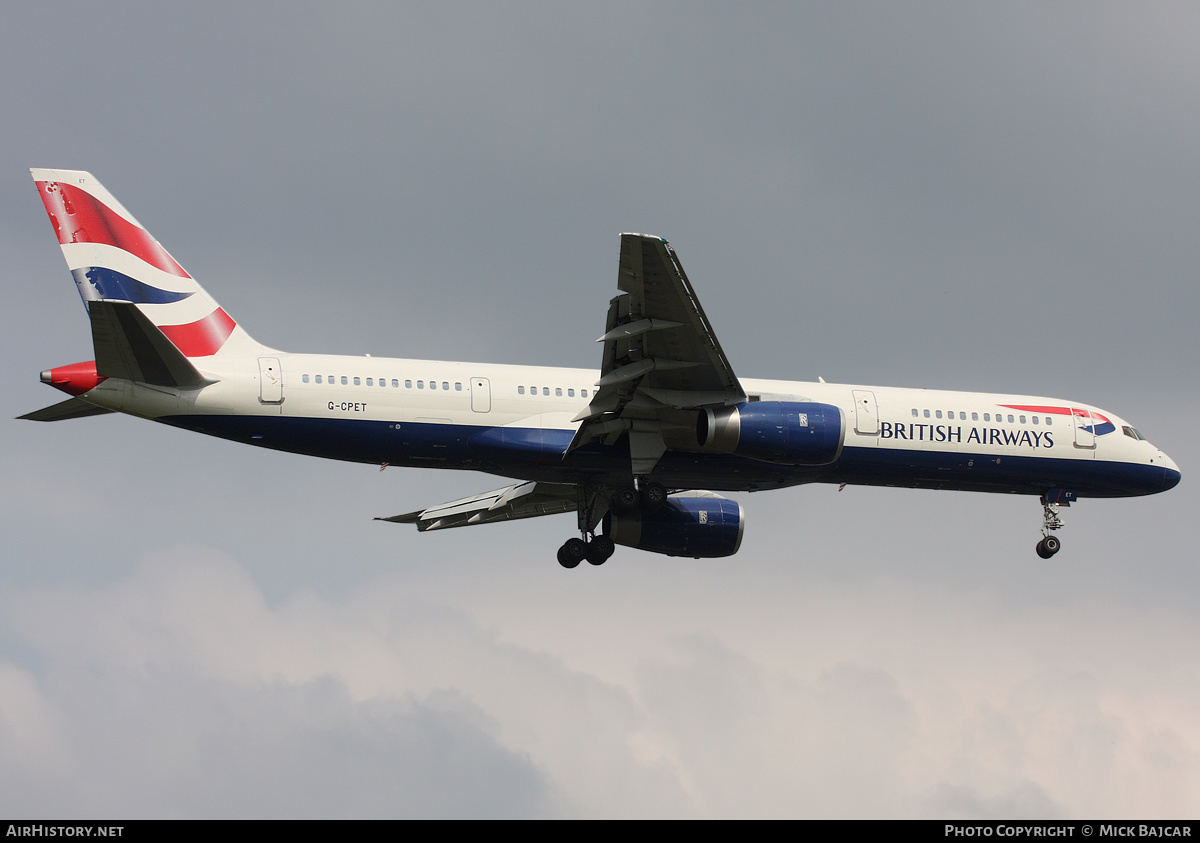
top-left (1036, 535), bottom-right (1061, 559)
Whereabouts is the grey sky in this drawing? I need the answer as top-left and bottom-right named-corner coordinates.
top-left (2, 2), bottom-right (1197, 818)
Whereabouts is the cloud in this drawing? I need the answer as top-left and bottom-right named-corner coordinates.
top-left (3, 546), bottom-right (1198, 818)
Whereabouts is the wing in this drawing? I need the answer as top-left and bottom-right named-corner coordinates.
top-left (376, 481), bottom-right (577, 531)
top-left (569, 233), bottom-right (747, 474)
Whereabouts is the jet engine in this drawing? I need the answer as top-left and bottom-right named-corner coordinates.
top-left (697, 401), bottom-right (844, 465)
top-left (606, 494), bottom-right (744, 558)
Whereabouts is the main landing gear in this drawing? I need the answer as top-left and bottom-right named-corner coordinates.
top-left (1036, 496), bottom-right (1064, 559)
top-left (557, 479), bottom-right (667, 568)
top-left (556, 535), bottom-right (616, 568)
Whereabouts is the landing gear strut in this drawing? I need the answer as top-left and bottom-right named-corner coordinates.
top-left (1036, 496), bottom-right (1064, 559)
top-left (556, 480), bottom-right (666, 568)
top-left (557, 487), bottom-right (617, 568)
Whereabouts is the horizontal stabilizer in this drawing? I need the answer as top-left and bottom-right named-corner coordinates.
top-left (18, 397), bottom-right (115, 422)
top-left (377, 481), bottom-right (577, 531)
top-left (90, 300), bottom-right (210, 388)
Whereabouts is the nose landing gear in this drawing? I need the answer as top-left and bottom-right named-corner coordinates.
top-left (1036, 496), bottom-right (1065, 558)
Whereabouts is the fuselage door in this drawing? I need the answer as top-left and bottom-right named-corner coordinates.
top-left (1072, 407), bottom-right (1097, 450)
top-left (258, 357), bottom-right (283, 404)
top-left (852, 389), bottom-right (879, 436)
top-left (471, 377), bottom-right (491, 413)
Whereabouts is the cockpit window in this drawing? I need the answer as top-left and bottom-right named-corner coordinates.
top-left (1122, 426), bottom-right (1146, 441)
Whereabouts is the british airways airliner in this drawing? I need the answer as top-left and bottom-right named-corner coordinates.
top-left (21, 169), bottom-right (1181, 567)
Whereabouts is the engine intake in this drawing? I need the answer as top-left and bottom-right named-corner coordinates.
top-left (697, 401), bottom-right (844, 465)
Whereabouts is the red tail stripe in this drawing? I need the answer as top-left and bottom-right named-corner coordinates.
top-left (35, 181), bottom-right (191, 279)
top-left (159, 308), bottom-right (236, 357)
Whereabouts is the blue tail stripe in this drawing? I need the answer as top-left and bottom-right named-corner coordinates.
top-left (71, 267), bottom-right (193, 305)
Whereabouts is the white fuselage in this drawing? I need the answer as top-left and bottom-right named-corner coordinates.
top-left (76, 350), bottom-right (1180, 500)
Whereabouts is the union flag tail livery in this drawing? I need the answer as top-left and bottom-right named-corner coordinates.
top-left (31, 169), bottom-right (262, 359)
top-left (20, 169), bottom-right (1182, 567)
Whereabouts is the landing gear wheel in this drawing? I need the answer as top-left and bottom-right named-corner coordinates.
top-left (1036, 535), bottom-right (1061, 559)
top-left (557, 538), bottom-right (587, 568)
top-left (610, 488), bottom-right (639, 515)
top-left (640, 482), bottom-right (668, 512)
top-left (586, 535), bottom-right (615, 566)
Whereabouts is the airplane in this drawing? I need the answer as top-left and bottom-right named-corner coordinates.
top-left (21, 169), bottom-right (1181, 568)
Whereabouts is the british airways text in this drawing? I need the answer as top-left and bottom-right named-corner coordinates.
top-left (880, 422), bottom-right (1054, 449)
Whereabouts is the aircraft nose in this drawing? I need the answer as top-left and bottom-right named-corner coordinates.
top-left (1158, 452), bottom-right (1181, 491)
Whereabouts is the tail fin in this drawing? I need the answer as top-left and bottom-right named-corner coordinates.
top-left (31, 169), bottom-right (266, 359)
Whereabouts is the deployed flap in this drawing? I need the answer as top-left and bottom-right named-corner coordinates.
top-left (90, 300), bottom-right (209, 388)
top-left (569, 234), bottom-right (747, 468)
top-left (18, 397), bottom-right (115, 422)
top-left (376, 481), bottom-right (577, 531)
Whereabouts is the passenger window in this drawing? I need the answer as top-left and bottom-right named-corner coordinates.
top-left (315, 375), bottom-right (322, 384)
top-left (1019, 415), bottom-right (1026, 424)
top-left (971, 412), bottom-right (978, 421)
top-left (430, 381), bottom-right (437, 390)
top-left (417, 380), bottom-right (424, 389)
top-left (302, 374), bottom-right (310, 383)
top-left (911, 409), bottom-right (918, 417)
top-left (923, 409), bottom-right (930, 418)
top-left (366, 378), bottom-right (373, 386)
top-left (518, 386), bottom-right (525, 394)
top-left (341, 376), bottom-right (348, 385)
top-left (935, 411), bottom-right (942, 419)
top-left (1007, 415), bottom-right (1014, 423)
top-left (353, 377), bottom-right (361, 386)
top-left (1045, 417), bottom-right (1052, 426)
top-left (582, 389), bottom-right (588, 398)
top-left (543, 387), bottom-right (549, 396)
top-left (555, 388), bottom-right (562, 397)
top-left (569, 389), bottom-right (575, 397)
top-left (455, 383), bottom-right (462, 391)
top-left (984, 413), bottom-right (990, 422)
top-left (442, 382), bottom-right (449, 391)
top-left (405, 380), bottom-right (412, 388)
top-left (392, 379), bottom-right (399, 388)
top-left (1032, 416), bottom-right (1039, 424)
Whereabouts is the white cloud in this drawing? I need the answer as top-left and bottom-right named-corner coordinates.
top-left (3, 546), bottom-right (1198, 818)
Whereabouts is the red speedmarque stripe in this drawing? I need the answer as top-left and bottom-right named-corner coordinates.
top-left (35, 180), bottom-right (191, 279)
top-left (159, 308), bottom-right (237, 357)
top-left (1000, 404), bottom-right (1112, 423)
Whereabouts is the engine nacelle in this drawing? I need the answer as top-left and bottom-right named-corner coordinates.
top-left (697, 401), bottom-right (844, 465)
top-left (607, 495), bottom-right (745, 558)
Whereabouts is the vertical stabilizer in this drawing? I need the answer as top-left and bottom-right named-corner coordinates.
top-left (31, 168), bottom-right (267, 359)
